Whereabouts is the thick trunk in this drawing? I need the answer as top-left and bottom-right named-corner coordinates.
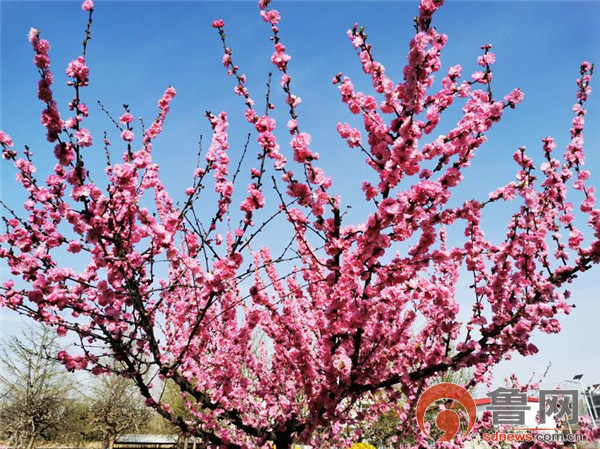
top-left (107, 434), bottom-right (116, 449)
top-left (25, 434), bottom-right (36, 449)
top-left (274, 431), bottom-right (294, 449)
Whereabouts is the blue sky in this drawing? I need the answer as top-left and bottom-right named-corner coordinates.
top-left (1, 0), bottom-right (599, 395)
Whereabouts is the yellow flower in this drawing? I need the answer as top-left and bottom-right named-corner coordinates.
top-left (349, 443), bottom-right (377, 449)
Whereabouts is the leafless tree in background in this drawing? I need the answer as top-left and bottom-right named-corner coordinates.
top-left (87, 371), bottom-right (150, 449)
top-left (0, 326), bottom-right (73, 449)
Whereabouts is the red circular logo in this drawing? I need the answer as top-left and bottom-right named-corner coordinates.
top-left (416, 383), bottom-right (477, 441)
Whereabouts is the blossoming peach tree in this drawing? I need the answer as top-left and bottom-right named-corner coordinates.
top-left (0, 0), bottom-right (598, 447)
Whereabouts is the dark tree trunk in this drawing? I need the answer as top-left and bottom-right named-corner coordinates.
top-left (274, 431), bottom-right (294, 449)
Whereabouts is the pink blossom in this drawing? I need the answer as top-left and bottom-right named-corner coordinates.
top-left (27, 27), bottom-right (39, 43)
top-left (67, 240), bottom-right (82, 253)
top-left (81, 0), bottom-right (94, 11)
top-left (260, 9), bottom-right (280, 25)
top-left (240, 183), bottom-right (265, 213)
top-left (290, 132), bottom-right (313, 163)
top-left (119, 112), bottom-right (134, 124)
top-left (504, 88), bottom-right (524, 107)
top-left (254, 115), bottom-right (276, 133)
top-left (0, 131), bottom-right (13, 147)
top-left (54, 142), bottom-right (75, 165)
top-left (75, 128), bottom-right (92, 147)
top-left (244, 108), bottom-right (257, 123)
top-left (36, 39), bottom-right (50, 54)
top-left (66, 56), bottom-right (89, 82)
top-left (34, 54), bottom-right (50, 69)
top-left (271, 43), bottom-right (291, 70)
top-left (477, 52), bottom-right (496, 66)
top-left (212, 18), bottom-right (225, 28)
top-left (332, 353), bottom-right (352, 379)
top-left (287, 119), bottom-right (297, 132)
top-left (121, 130), bottom-right (135, 142)
top-left (337, 123), bottom-right (362, 148)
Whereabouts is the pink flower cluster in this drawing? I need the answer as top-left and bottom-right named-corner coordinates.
top-left (0, 131), bottom-right (14, 149)
top-left (66, 56), bottom-right (89, 85)
top-left (205, 112), bottom-right (234, 221)
top-left (1, 1), bottom-right (598, 448)
top-left (336, 123), bottom-right (362, 148)
top-left (28, 28), bottom-right (63, 142)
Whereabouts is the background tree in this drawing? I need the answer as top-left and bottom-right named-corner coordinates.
top-left (0, 0), bottom-right (599, 447)
top-left (0, 327), bottom-right (73, 449)
top-left (58, 398), bottom-right (93, 447)
top-left (87, 372), bottom-right (151, 449)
